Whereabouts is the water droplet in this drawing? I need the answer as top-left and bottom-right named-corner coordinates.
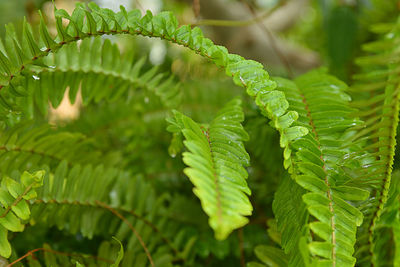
top-left (49, 66), bottom-right (56, 69)
top-left (32, 75), bottom-right (40, 80)
top-left (362, 164), bottom-right (373, 169)
top-left (144, 97), bottom-right (149, 103)
top-left (170, 153), bottom-right (176, 158)
top-left (40, 47), bottom-right (47, 52)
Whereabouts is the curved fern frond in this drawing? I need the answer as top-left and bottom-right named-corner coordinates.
top-left (0, 2), bottom-right (306, 174)
top-left (167, 99), bottom-right (252, 240)
top-left (346, 19), bottom-right (400, 264)
top-left (273, 70), bottom-right (368, 267)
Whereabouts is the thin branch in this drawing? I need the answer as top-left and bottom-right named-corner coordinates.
top-left (7, 247), bottom-right (113, 266)
top-left (193, 0), bottom-right (287, 27)
top-left (240, 0), bottom-right (293, 78)
top-left (193, 0), bottom-right (201, 18)
top-left (96, 201), bottom-right (155, 267)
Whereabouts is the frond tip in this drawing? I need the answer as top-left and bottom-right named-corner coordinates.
top-left (167, 98), bottom-right (252, 240)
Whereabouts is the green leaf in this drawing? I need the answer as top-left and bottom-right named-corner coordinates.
top-left (110, 237), bottom-right (124, 267)
top-left (39, 11), bottom-right (57, 50)
top-left (22, 18), bottom-right (41, 58)
top-left (254, 245), bottom-right (288, 267)
top-left (0, 212), bottom-right (24, 232)
top-left (11, 200), bottom-right (30, 220)
top-left (0, 228), bottom-right (10, 258)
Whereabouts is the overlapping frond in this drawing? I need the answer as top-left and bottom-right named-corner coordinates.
top-left (273, 70), bottom-right (369, 266)
top-left (21, 36), bottom-right (180, 115)
top-left (346, 19), bottom-right (400, 264)
top-left (29, 162), bottom-right (195, 266)
top-left (0, 122), bottom-right (102, 175)
top-left (167, 99), bottom-right (252, 240)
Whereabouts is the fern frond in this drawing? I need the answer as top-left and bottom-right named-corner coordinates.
top-left (346, 19), bottom-right (400, 264)
top-left (167, 99), bottom-right (252, 240)
top-left (273, 70), bottom-right (368, 266)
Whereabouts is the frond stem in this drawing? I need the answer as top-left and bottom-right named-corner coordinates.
top-left (299, 91), bottom-right (336, 266)
top-left (367, 83), bottom-right (400, 264)
top-left (7, 247), bottom-right (113, 266)
top-left (0, 146), bottom-right (65, 164)
top-left (200, 126), bottom-right (223, 225)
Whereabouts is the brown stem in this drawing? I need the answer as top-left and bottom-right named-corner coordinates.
top-left (193, 0), bottom-right (287, 27)
top-left (240, 0), bottom-right (293, 78)
top-left (33, 198), bottom-right (179, 256)
top-left (7, 247), bottom-right (113, 266)
top-left (96, 201), bottom-right (155, 267)
top-left (193, 0), bottom-right (201, 18)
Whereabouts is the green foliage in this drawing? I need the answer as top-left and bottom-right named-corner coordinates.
top-left (0, 1), bottom-right (398, 266)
